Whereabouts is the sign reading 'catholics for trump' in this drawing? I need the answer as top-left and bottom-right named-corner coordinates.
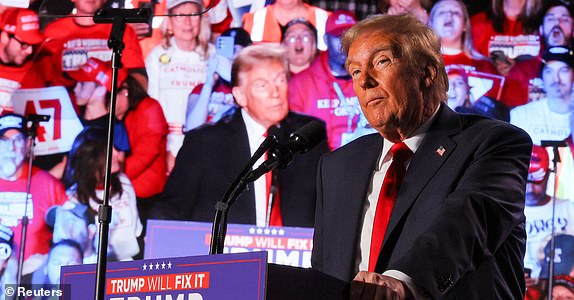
top-left (60, 251), bottom-right (267, 300)
top-left (144, 220), bottom-right (314, 268)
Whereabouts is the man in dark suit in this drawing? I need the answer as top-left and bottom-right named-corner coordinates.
top-left (158, 44), bottom-right (329, 227)
top-left (311, 14), bottom-right (532, 299)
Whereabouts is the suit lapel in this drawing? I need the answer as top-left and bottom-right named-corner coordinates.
top-left (382, 105), bottom-right (462, 247)
top-left (227, 110), bottom-right (258, 223)
top-left (339, 134), bottom-right (384, 266)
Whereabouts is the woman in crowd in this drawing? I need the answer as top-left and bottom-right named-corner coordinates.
top-left (114, 73), bottom-right (168, 224)
top-left (62, 127), bottom-right (142, 261)
top-left (146, 0), bottom-right (213, 173)
top-left (379, 0), bottom-right (433, 23)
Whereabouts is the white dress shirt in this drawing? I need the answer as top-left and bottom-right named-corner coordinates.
top-left (356, 108), bottom-right (439, 297)
top-left (241, 110), bottom-right (270, 227)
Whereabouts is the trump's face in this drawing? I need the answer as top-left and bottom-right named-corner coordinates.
top-left (346, 31), bottom-right (424, 142)
top-left (232, 60), bottom-right (289, 128)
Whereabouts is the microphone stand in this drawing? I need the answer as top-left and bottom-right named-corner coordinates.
top-left (541, 140), bottom-right (568, 300)
top-left (209, 135), bottom-right (278, 255)
top-left (16, 115), bottom-right (50, 289)
top-left (91, 8), bottom-right (151, 300)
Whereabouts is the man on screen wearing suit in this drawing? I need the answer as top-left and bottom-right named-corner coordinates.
top-left (158, 44), bottom-right (329, 228)
top-left (311, 14), bottom-right (532, 299)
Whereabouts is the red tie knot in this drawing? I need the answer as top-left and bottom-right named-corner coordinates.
top-left (390, 142), bottom-right (413, 162)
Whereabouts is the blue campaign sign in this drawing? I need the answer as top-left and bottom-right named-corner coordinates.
top-left (144, 220), bottom-right (314, 268)
top-left (60, 251), bottom-right (267, 300)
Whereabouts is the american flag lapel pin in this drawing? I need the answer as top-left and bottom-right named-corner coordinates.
top-left (436, 146), bottom-right (446, 157)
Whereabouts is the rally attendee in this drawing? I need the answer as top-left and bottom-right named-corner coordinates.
top-left (45, 201), bottom-right (97, 263)
top-left (511, 46), bottom-right (574, 144)
top-left (281, 18), bottom-right (318, 75)
top-left (428, 0), bottom-right (493, 69)
top-left (242, 0), bottom-right (330, 50)
top-left (447, 66), bottom-right (510, 121)
top-left (524, 145), bottom-right (574, 280)
top-left (158, 44), bottom-right (329, 227)
top-left (66, 57), bottom-right (131, 160)
top-left (0, 114), bottom-right (67, 260)
top-left (379, 0), bottom-right (432, 23)
top-left (63, 127), bottom-right (142, 261)
top-left (0, 225), bottom-right (16, 297)
top-left (114, 71), bottom-right (168, 224)
top-left (42, 0), bottom-right (147, 90)
top-left (0, 8), bottom-right (46, 115)
top-left (552, 275), bottom-right (574, 300)
top-left (470, 0), bottom-right (543, 107)
top-left (289, 10), bottom-right (361, 149)
top-left (539, 0), bottom-right (574, 50)
top-left (145, 0), bottom-right (213, 174)
top-left (24, 239), bottom-right (83, 287)
top-left (470, 0), bottom-right (542, 57)
top-left (312, 14), bottom-right (531, 298)
top-left (185, 27), bottom-right (251, 131)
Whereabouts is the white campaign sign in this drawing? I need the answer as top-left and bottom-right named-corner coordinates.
top-left (0, 0), bottom-right (29, 8)
top-left (12, 86), bottom-right (83, 156)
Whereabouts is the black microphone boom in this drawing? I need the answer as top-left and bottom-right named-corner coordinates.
top-left (210, 120), bottom-right (326, 254)
top-left (541, 140), bottom-right (568, 148)
top-left (246, 120), bottom-right (326, 181)
top-left (93, 8), bottom-right (153, 24)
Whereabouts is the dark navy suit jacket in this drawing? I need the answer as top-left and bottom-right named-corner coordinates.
top-left (311, 104), bottom-right (532, 299)
top-left (158, 109), bottom-right (329, 227)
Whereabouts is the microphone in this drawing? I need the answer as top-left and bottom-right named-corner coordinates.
top-left (25, 114), bottom-right (51, 123)
top-left (248, 121), bottom-right (326, 180)
top-left (93, 8), bottom-right (153, 24)
top-left (288, 120), bottom-right (327, 154)
top-left (541, 140), bottom-right (568, 148)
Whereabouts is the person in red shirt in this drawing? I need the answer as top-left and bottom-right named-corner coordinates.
top-left (41, 0), bottom-right (147, 91)
top-left (470, 0), bottom-right (543, 107)
top-left (0, 8), bottom-right (46, 115)
top-left (289, 10), bottom-right (362, 149)
top-left (281, 18), bottom-right (318, 75)
top-left (0, 114), bottom-right (67, 262)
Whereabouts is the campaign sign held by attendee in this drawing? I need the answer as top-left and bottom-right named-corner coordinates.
top-left (12, 86), bottom-right (83, 155)
top-left (61, 251), bottom-right (267, 300)
top-left (145, 220), bottom-right (314, 268)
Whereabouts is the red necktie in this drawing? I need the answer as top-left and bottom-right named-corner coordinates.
top-left (368, 142), bottom-right (412, 271)
top-left (264, 129), bottom-right (283, 226)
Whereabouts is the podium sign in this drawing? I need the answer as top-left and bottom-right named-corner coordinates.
top-left (60, 251), bottom-right (267, 300)
top-left (144, 220), bottom-right (314, 268)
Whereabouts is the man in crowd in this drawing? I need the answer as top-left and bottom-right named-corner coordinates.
top-left (0, 114), bottom-right (67, 263)
top-left (540, 0), bottom-right (574, 50)
top-left (311, 14), bottom-right (531, 298)
top-left (289, 10), bottom-right (361, 149)
top-left (524, 145), bottom-right (574, 279)
top-left (159, 44), bottom-right (329, 227)
top-left (0, 8), bottom-right (46, 115)
top-left (511, 46), bottom-right (574, 144)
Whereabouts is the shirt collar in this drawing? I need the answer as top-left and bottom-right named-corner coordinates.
top-left (378, 106), bottom-right (440, 170)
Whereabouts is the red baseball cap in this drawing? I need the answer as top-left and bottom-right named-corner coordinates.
top-left (67, 58), bottom-right (128, 92)
top-left (325, 10), bottom-right (357, 36)
top-left (447, 67), bottom-right (469, 84)
top-left (1, 8), bottom-right (44, 45)
top-left (528, 145), bottom-right (549, 182)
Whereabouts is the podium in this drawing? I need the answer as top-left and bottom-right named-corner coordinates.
top-left (61, 252), bottom-right (349, 299)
